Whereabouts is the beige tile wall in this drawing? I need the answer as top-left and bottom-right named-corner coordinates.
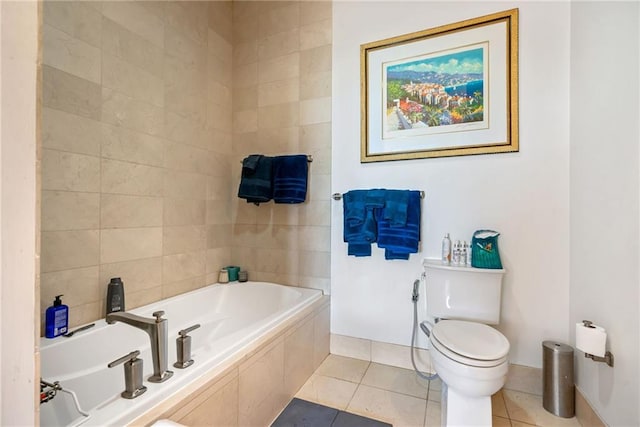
top-left (41, 1), bottom-right (234, 330)
top-left (231, 1), bottom-right (332, 294)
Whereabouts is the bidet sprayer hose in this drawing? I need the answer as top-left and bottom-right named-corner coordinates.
top-left (410, 276), bottom-right (439, 381)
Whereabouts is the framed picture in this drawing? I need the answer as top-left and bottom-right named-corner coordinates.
top-left (361, 9), bottom-right (519, 162)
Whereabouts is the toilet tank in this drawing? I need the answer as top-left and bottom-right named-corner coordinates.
top-left (423, 259), bottom-right (505, 325)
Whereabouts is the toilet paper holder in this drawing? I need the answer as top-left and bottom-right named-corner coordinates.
top-left (581, 320), bottom-right (614, 367)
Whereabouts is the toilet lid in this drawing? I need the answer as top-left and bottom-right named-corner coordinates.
top-left (431, 320), bottom-right (510, 361)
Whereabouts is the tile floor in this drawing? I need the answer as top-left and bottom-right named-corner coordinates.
top-left (295, 355), bottom-right (582, 427)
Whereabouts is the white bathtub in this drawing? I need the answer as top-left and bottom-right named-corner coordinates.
top-left (40, 282), bottom-right (323, 427)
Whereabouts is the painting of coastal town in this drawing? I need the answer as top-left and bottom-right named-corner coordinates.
top-left (383, 44), bottom-right (488, 138)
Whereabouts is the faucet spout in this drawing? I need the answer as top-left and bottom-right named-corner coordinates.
top-left (106, 310), bottom-right (173, 383)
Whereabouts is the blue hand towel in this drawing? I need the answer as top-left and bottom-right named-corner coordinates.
top-left (343, 190), bottom-right (379, 257)
top-left (384, 190), bottom-right (410, 227)
top-left (238, 155), bottom-right (273, 205)
top-left (376, 190), bottom-right (421, 259)
top-left (272, 155), bottom-right (308, 204)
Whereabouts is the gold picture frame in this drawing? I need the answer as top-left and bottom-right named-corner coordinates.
top-left (361, 9), bottom-right (519, 162)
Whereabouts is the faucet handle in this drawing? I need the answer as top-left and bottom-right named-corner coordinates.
top-left (179, 323), bottom-right (201, 337)
top-left (152, 311), bottom-right (165, 321)
top-left (108, 350), bottom-right (147, 399)
top-left (108, 350), bottom-right (140, 368)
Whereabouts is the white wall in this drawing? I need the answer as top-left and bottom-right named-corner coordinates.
top-left (0, 1), bottom-right (39, 424)
top-left (332, 2), bottom-right (571, 367)
top-left (569, 2), bottom-right (639, 425)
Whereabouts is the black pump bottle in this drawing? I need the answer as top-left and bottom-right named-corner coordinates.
top-left (106, 277), bottom-right (125, 315)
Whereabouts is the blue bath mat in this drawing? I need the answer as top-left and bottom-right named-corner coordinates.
top-left (271, 398), bottom-right (392, 427)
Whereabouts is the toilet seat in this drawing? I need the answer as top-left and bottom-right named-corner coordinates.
top-left (430, 320), bottom-right (509, 367)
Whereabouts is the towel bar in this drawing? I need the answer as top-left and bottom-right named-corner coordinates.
top-left (240, 155), bottom-right (313, 164)
top-left (332, 191), bottom-right (425, 200)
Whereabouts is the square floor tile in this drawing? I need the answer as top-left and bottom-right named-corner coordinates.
top-left (348, 384), bottom-right (426, 427)
top-left (503, 390), bottom-right (581, 426)
top-left (361, 362), bottom-right (429, 399)
top-left (492, 390), bottom-right (509, 418)
top-left (296, 374), bottom-right (358, 411)
top-left (317, 354), bottom-right (371, 383)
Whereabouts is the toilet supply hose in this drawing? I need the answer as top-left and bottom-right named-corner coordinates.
top-left (410, 277), bottom-right (439, 381)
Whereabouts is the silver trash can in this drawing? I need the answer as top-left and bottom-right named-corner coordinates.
top-left (542, 341), bottom-right (575, 418)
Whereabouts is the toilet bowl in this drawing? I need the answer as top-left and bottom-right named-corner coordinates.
top-left (422, 260), bottom-right (509, 426)
top-left (430, 320), bottom-right (510, 426)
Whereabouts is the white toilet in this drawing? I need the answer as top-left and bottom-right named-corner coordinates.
top-left (423, 259), bottom-right (510, 427)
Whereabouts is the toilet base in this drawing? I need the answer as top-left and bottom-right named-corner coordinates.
top-left (441, 383), bottom-right (492, 426)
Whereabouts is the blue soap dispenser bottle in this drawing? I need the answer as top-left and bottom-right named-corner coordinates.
top-left (45, 294), bottom-right (68, 338)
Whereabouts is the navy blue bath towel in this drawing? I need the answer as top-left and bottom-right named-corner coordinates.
top-left (238, 154), bottom-right (273, 205)
top-left (376, 190), bottom-right (421, 260)
top-left (272, 155), bottom-right (308, 204)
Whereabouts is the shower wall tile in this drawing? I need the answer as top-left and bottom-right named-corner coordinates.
top-left (164, 1), bottom-right (208, 45)
top-left (206, 202), bottom-right (231, 226)
top-left (165, 198), bottom-right (207, 227)
top-left (101, 1), bottom-right (164, 48)
top-left (42, 149), bottom-right (101, 192)
top-left (258, 2), bottom-right (299, 37)
top-left (299, 226), bottom-right (331, 252)
top-left (101, 159), bottom-right (164, 197)
top-left (102, 17), bottom-right (164, 79)
top-left (299, 250), bottom-right (330, 278)
top-left (259, 53), bottom-right (300, 84)
top-left (232, 87), bottom-right (257, 113)
top-left (101, 194), bottom-right (163, 228)
top-left (164, 111), bottom-right (209, 148)
top-left (162, 275), bottom-right (206, 299)
top-left (128, 286), bottom-right (163, 310)
top-left (99, 257), bottom-right (163, 294)
top-left (258, 102), bottom-right (299, 130)
top-left (300, 2), bottom-right (332, 26)
top-left (208, 1), bottom-right (233, 43)
top-left (102, 89), bottom-right (165, 136)
top-left (102, 127), bottom-right (164, 169)
top-left (43, 24), bottom-right (101, 84)
top-left (42, 107), bottom-right (102, 156)
top-left (162, 251), bottom-right (207, 284)
top-left (300, 45), bottom-right (332, 75)
top-left (44, 1), bottom-right (102, 47)
top-left (41, 266), bottom-right (100, 309)
top-left (258, 78), bottom-right (299, 107)
top-left (300, 20), bottom-right (332, 51)
top-left (233, 110), bottom-right (258, 134)
top-left (43, 66), bottom-right (101, 120)
top-left (41, 230), bottom-right (100, 273)
top-left (163, 225), bottom-right (207, 255)
top-left (258, 127), bottom-right (299, 154)
top-left (300, 70), bottom-right (331, 100)
top-left (164, 170), bottom-right (207, 200)
top-left (164, 141), bottom-right (212, 175)
top-left (208, 54), bottom-right (233, 88)
top-left (42, 191), bottom-right (100, 231)
top-left (207, 224), bottom-right (233, 249)
top-left (208, 29), bottom-right (233, 62)
top-left (299, 201), bottom-right (331, 227)
top-left (233, 40), bottom-right (258, 67)
top-left (258, 29), bottom-right (300, 61)
top-left (100, 227), bottom-right (163, 264)
top-left (299, 97), bottom-right (331, 126)
top-left (255, 248), bottom-right (299, 276)
top-left (102, 53), bottom-right (164, 107)
top-left (233, 63), bottom-right (259, 89)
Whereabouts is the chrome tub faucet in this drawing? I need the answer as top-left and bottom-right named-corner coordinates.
top-left (106, 310), bottom-right (173, 383)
